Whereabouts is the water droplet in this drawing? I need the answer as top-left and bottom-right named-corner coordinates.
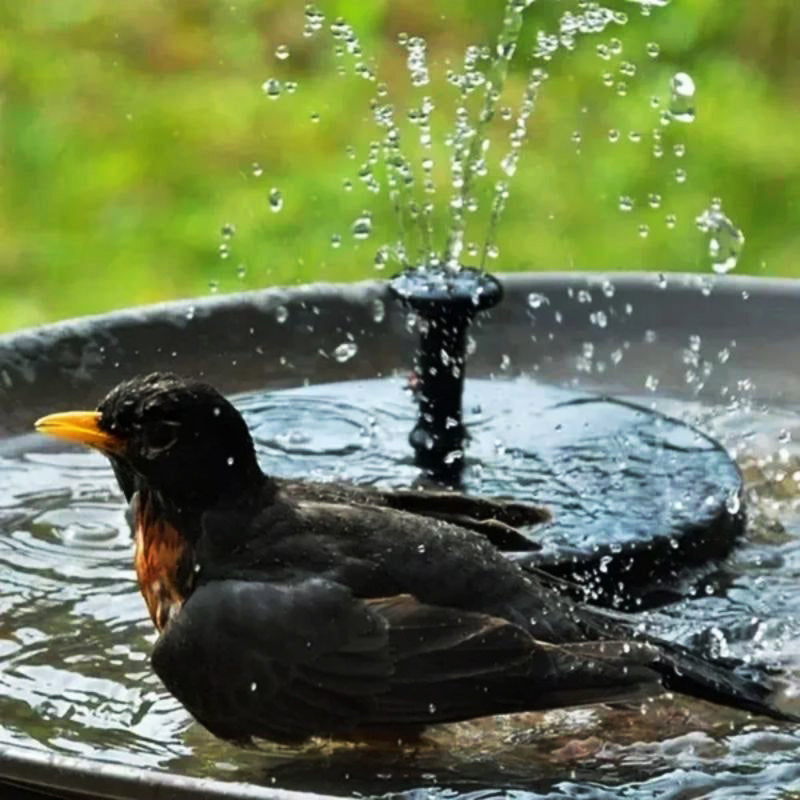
top-left (665, 213), bottom-right (677, 229)
top-left (638, 223), bottom-right (649, 238)
top-left (371, 299), bottom-right (385, 323)
top-left (310, 111), bottom-right (320, 123)
top-left (725, 491), bottom-right (741, 515)
top-left (669, 72), bottom-right (696, 123)
top-left (220, 223), bottom-right (236, 239)
top-left (647, 193), bottom-right (661, 208)
top-left (330, 233), bottom-right (342, 248)
top-left (218, 243), bottom-right (230, 259)
top-left (608, 129), bottom-right (620, 143)
top-left (333, 341), bottom-right (357, 362)
top-left (268, 188), bottom-right (283, 212)
top-left (208, 279), bottom-right (219, 294)
top-left (226, 456), bottom-right (235, 466)
top-left (374, 246), bottom-right (389, 271)
top-left (417, 544), bottom-right (427, 554)
top-left (251, 162), bottom-right (263, 177)
top-left (601, 280), bottom-right (615, 298)
top-left (646, 42), bottom-right (660, 58)
top-left (275, 305), bottom-right (289, 324)
top-left (645, 374), bottom-right (659, 392)
top-left (351, 211), bottom-right (372, 240)
top-left (527, 292), bottom-right (549, 309)
top-left (261, 78), bottom-right (282, 99)
top-left (673, 143), bottom-right (685, 158)
top-left (674, 168), bottom-right (687, 184)
top-left (428, 702), bottom-right (437, 714)
top-left (275, 44), bottom-right (290, 61)
top-left (695, 203), bottom-right (745, 274)
top-left (619, 195), bottom-right (634, 212)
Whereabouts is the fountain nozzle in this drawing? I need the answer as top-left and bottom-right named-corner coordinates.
top-left (389, 266), bottom-right (503, 486)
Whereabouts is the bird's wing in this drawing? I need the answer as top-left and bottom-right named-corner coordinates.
top-left (152, 578), bottom-right (663, 743)
top-left (275, 478), bottom-right (546, 551)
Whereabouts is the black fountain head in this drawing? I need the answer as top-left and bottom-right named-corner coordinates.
top-left (388, 266), bottom-right (503, 486)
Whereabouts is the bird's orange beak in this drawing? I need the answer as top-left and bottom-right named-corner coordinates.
top-left (34, 411), bottom-right (124, 453)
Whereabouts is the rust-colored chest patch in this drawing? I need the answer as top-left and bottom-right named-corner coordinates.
top-left (134, 508), bottom-right (187, 632)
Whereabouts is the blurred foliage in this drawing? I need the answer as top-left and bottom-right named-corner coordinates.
top-left (1, 0), bottom-right (798, 332)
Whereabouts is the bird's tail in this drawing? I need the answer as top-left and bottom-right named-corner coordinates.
top-left (646, 637), bottom-right (798, 722)
top-left (568, 601), bottom-right (798, 723)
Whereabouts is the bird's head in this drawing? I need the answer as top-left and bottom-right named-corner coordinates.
top-left (35, 373), bottom-right (263, 513)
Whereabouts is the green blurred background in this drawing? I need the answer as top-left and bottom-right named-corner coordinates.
top-left (1, 0), bottom-right (798, 333)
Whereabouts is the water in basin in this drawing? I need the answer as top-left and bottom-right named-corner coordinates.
top-left (2, 375), bottom-right (800, 798)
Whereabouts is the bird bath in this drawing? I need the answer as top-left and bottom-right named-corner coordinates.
top-left (2, 0), bottom-right (798, 797)
top-left (3, 272), bottom-right (800, 799)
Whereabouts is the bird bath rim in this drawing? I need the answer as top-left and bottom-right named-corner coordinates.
top-left (2, 271), bottom-right (800, 436)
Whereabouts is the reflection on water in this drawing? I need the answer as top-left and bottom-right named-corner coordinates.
top-left (2, 377), bottom-right (800, 798)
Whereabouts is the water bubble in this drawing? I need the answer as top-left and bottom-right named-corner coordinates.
top-left (371, 299), bottom-right (385, 323)
top-left (208, 279), bottom-right (219, 294)
top-left (669, 72), bottom-right (696, 122)
top-left (275, 45), bottom-right (290, 61)
top-left (220, 223), bottom-right (236, 239)
top-left (275, 305), bottom-right (289, 324)
top-left (695, 203), bottom-right (745, 274)
top-left (310, 111), bottom-right (320, 123)
top-left (648, 193), bottom-right (661, 208)
top-left (218, 243), bottom-right (230, 259)
top-left (342, 179), bottom-right (353, 192)
top-left (608, 129), bottom-right (620, 143)
top-left (351, 211), bottom-right (372, 240)
top-left (268, 188), bottom-right (283, 212)
top-left (674, 168), bottom-right (687, 184)
top-left (628, 131), bottom-right (641, 143)
top-left (261, 78), bottom-right (282, 99)
top-left (330, 233), bottom-right (342, 248)
top-left (185, 305), bottom-right (195, 321)
top-left (236, 263), bottom-right (246, 280)
top-left (601, 280), bottom-right (615, 298)
top-left (665, 213), bottom-right (677, 229)
top-left (251, 162), bottom-right (263, 177)
top-left (638, 224), bottom-right (649, 238)
top-left (673, 143), bottom-right (686, 157)
top-left (333, 342), bottom-right (358, 362)
top-left (645, 374), bottom-right (659, 392)
top-left (646, 42), bottom-right (660, 58)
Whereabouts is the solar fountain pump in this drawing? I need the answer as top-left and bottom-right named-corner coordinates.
top-left (389, 265), bottom-right (502, 485)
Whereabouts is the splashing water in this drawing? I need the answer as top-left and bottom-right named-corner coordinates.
top-left (252, 0), bottom-right (674, 278)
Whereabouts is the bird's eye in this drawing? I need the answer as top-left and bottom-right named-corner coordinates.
top-left (142, 420), bottom-right (180, 459)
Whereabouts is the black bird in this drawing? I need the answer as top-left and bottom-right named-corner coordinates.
top-left (35, 372), bottom-right (794, 744)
